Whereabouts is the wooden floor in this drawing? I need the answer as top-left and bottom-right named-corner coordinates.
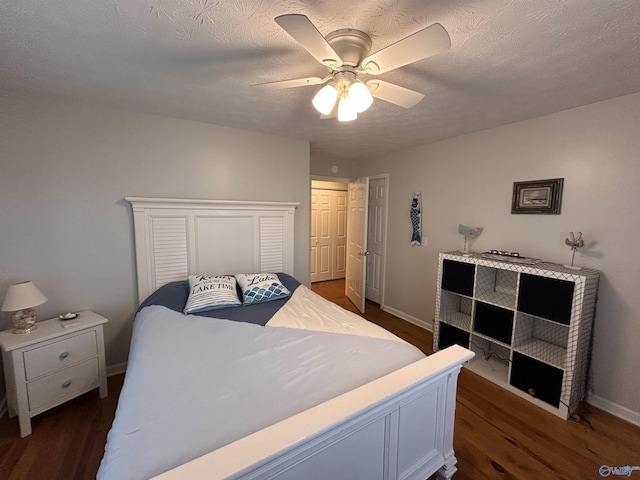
top-left (1, 279), bottom-right (639, 479)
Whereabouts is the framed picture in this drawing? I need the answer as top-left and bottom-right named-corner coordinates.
top-left (511, 178), bottom-right (563, 214)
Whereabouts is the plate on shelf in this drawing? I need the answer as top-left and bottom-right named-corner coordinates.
top-left (58, 312), bottom-right (78, 321)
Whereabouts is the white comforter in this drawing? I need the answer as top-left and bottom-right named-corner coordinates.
top-left (266, 285), bottom-right (403, 341)
top-left (98, 288), bottom-right (424, 480)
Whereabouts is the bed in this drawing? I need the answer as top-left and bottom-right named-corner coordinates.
top-left (98, 197), bottom-right (473, 480)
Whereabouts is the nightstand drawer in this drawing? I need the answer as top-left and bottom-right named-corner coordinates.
top-left (23, 331), bottom-right (98, 381)
top-left (27, 357), bottom-right (100, 411)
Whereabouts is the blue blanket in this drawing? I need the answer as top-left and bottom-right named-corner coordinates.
top-left (137, 273), bottom-right (301, 325)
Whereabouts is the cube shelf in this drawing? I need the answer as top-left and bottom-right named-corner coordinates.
top-left (434, 252), bottom-right (599, 419)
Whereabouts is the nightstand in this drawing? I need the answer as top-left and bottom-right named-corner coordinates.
top-left (0, 310), bottom-right (108, 437)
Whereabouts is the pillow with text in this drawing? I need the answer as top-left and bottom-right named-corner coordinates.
top-left (183, 275), bottom-right (242, 314)
top-left (235, 273), bottom-right (292, 305)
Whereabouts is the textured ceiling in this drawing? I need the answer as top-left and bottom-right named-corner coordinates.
top-left (2, 0), bottom-right (639, 161)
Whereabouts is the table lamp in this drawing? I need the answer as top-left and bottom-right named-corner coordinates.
top-left (2, 281), bottom-right (47, 333)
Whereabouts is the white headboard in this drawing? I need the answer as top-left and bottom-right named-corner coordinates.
top-left (126, 197), bottom-right (299, 304)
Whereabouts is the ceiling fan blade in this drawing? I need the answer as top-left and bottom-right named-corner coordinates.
top-left (252, 76), bottom-right (327, 90)
top-left (275, 14), bottom-right (342, 69)
top-left (367, 80), bottom-right (425, 108)
top-left (361, 23), bottom-right (450, 75)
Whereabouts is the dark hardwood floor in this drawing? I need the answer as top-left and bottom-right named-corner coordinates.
top-left (1, 279), bottom-right (638, 479)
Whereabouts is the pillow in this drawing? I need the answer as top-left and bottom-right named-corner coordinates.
top-left (183, 275), bottom-right (242, 314)
top-left (235, 273), bottom-right (292, 305)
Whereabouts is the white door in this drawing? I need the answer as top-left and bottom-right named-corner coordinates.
top-left (310, 190), bottom-right (332, 282)
top-left (346, 177), bottom-right (369, 313)
top-left (365, 177), bottom-right (386, 303)
top-left (332, 190), bottom-right (347, 279)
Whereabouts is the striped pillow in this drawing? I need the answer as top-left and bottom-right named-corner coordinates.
top-left (183, 275), bottom-right (241, 314)
top-left (235, 273), bottom-right (292, 305)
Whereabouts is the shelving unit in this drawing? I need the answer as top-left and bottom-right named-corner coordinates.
top-left (433, 251), bottom-right (599, 419)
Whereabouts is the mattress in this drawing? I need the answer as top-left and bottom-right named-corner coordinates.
top-left (98, 285), bottom-right (424, 480)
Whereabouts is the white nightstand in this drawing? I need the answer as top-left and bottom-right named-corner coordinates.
top-left (0, 310), bottom-right (108, 437)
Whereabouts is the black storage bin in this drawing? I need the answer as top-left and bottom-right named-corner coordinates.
top-left (473, 301), bottom-right (514, 345)
top-left (441, 260), bottom-right (475, 297)
top-left (510, 352), bottom-right (563, 407)
top-left (438, 322), bottom-right (470, 350)
top-left (517, 274), bottom-right (575, 325)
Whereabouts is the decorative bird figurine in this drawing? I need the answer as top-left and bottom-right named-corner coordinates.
top-left (458, 224), bottom-right (483, 253)
top-left (565, 231), bottom-right (584, 267)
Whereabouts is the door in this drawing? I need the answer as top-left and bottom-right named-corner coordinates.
top-left (365, 177), bottom-right (386, 303)
top-left (332, 190), bottom-right (347, 279)
top-left (311, 188), bottom-right (347, 282)
top-left (310, 190), bottom-right (332, 282)
top-left (346, 177), bottom-right (369, 313)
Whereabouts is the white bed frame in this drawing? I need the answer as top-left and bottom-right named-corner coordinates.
top-left (126, 197), bottom-right (473, 480)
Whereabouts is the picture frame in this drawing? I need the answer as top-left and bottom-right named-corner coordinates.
top-left (511, 178), bottom-right (564, 214)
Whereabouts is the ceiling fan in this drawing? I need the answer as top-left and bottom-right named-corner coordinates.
top-left (254, 14), bottom-right (451, 121)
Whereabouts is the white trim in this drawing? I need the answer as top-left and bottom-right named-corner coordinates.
top-left (126, 197), bottom-right (299, 211)
top-left (381, 305), bottom-right (433, 332)
top-left (310, 175), bottom-right (354, 183)
top-left (107, 362), bottom-right (128, 377)
top-left (587, 394), bottom-right (640, 427)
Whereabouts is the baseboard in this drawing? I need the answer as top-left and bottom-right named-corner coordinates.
top-left (587, 394), bottom-right (640, 427)
top-left (380, 305), bottom-right (432, 331)
top-left (107, 362), bottom-right (128, 377)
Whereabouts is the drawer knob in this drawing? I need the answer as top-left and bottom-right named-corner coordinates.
top-left (61, 379), bottom-right (72, 389)
top-left (59, 351), bottom-right (70, 360)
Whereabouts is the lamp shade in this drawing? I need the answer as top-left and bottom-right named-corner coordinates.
top-left (348, 81), bottom-right (373, 113)
top-left (337, 96), bottom-right (358, 122)
top-left (2, 281), bottom-right (47, 312)
top-left (312, 84), bottom-right (338, 115)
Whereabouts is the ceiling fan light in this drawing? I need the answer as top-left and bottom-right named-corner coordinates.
top-left (312, 84), bottom-right (338, 115)
top-left (337, 96), bottom-right (357, 122)
top-left (348, 81), bottom-right (373, 113)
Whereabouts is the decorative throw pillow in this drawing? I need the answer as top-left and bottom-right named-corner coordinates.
top-left (235, 273), bottom-right (292, 305)
top-left (183, 275), bottom-right (242, 314)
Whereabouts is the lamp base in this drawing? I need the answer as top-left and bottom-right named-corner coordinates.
top-left (12, 308), bottom-right (38, 334)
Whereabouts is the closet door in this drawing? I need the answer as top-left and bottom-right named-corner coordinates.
top-left (331, 190), bottom-right (347, 280)
top-left (310, 190), bottom-right (332, 282)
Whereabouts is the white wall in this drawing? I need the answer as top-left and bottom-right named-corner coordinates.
top-left (358, 92), bottom-right (640, 422)
top-left (310, 154), bottom-right (359, 179)
top-left (0, 90), bottom-right (310, 377)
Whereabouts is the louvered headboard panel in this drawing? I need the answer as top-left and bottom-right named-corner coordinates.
top-left (126, 197), bottom-right (298, 304)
